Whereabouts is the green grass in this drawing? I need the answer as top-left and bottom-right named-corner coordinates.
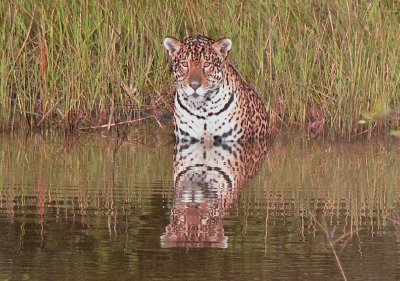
top-left (1, 0), bottom-right (399, 136)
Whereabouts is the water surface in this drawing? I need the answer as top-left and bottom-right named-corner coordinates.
top-left (0, 130), bottom-right (399, 280)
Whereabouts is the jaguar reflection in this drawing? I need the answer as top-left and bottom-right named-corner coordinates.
top-left (161, 140), bottom-right (268, 248)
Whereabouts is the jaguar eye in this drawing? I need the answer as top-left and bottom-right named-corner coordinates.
top-left (204, 62), bottom-right (210, 68)
top-left (181, 62), bottom-right (188, 67)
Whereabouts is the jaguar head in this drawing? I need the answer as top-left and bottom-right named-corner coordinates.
top-left (163, 35), bottom-right (232, 98)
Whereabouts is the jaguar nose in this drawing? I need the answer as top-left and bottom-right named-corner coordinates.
top-left (189, 81), bottom-right (201, 90)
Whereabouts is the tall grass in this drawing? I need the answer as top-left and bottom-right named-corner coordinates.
top-left (1, 1), bottom-right (399, 136)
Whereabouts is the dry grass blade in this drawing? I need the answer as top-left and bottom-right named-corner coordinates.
top-left (13, 8), bottom-right (35, 64)
top-left (79, 116), bottom-right (153, 130)
top-left (36, 98), bottom-right (62, 127)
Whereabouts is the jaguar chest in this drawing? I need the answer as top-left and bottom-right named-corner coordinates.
top-left (174, 88), bottom-right (241, 142)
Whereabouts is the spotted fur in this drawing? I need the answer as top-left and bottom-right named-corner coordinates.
top-left (163, 35), bottom-right (268, 143)
top-left (160, 140), bottom-right (268, 248)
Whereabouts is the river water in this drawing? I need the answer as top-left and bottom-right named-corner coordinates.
top-left (0, 130), bottom-right (399, 280)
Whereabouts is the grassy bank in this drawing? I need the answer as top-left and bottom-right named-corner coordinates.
top-left (1, 0), bottom-right (399, 136)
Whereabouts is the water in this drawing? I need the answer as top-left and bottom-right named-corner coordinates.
top-left (0, 130), bottom-right (399, 280)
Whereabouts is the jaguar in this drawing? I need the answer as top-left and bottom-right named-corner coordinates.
top-left (163, 35), bottom-right (268, 143)
top-left (160, 140), bottom-right (268, 248)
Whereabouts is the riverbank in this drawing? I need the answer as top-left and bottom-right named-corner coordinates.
top-left (1, 1), bottom-right (399, 137)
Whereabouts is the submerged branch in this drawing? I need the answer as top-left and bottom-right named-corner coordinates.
top-left (311, 214), bottom-right (349, 281)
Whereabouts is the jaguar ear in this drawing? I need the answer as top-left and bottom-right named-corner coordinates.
top-left (212, 38), bottom-right (232, 58)
top-left (163, 37), bottom-right (182, 58)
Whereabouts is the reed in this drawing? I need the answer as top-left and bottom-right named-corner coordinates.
top-left (1, 1), bottom-right (399, 136)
